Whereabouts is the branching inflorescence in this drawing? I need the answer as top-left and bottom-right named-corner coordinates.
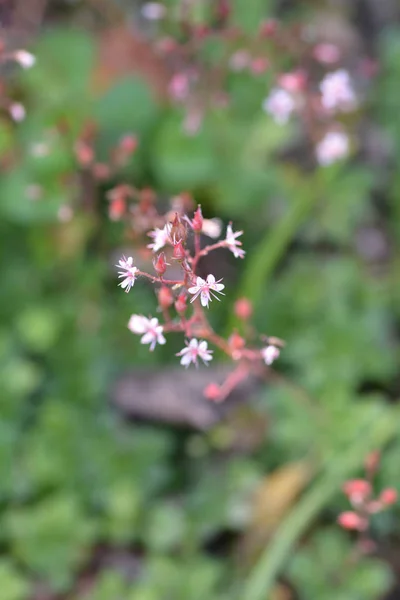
top-left (115, 205), bottom-right (283, 402)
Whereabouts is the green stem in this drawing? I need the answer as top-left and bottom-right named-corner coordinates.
top-left (227, 178), bottom-right (319, 333)
top-left (242, 406), bottom-right (399, 600)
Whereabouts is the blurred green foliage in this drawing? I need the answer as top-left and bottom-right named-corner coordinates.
top-left (1, 3), bottom-right (400, 598)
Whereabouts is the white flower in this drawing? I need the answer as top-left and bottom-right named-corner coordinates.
top-left (9, 102), bottom-right (25, 122)
top-left (320, 69), bottom-right (357, 112)
top-left (261, 345), bottom-right (280, 365)
top-left (14, 50), bottom-right (36, 69)
top-left (262, 88), bottom-right (295, 124)
top-left (141, 2), bottom-right (166, 20)
top-left (202, 218), bottom-right (222, 239)
top-left (147, 225), bottom-right (170, 252)
top-left (177, 338), bottom-right (213, 367)
top-left (188, 274), bottom-right (225, 308)
top-left (127, 315), bottom-right (166, 351)
top-left (116, 255), bottom-right (138, 292)
top-left (316, 131), bottom-right (350, 166)
top-left (225, 223), bottom-right (245, 259)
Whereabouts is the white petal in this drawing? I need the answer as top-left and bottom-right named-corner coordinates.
top-left (157, 333), bottom-right (166, 345)
top-left (206, 274), bottom-right (216, 284)
top-left (141, 332), bottom-right (154, 345)
top-left (200, 291), bottom-right (210, 307)
top-left (128, 315), bottom-right (147, 333)
top-left (180, 353), bottom-right (193, 366)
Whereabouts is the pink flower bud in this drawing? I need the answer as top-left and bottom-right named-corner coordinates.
top-left (158, 286), bottom-right (174, 309)
top-left (250, 57), bottom-right (269, 75)
top-left (259, 19), bottom-right (278, 37)
top-left (153, 252), bottom-right (168, 276)
top-left (172, 240), bottom-right (186, 261)
top-left (204, 382), bottom-right (222, 402)
top-left (109, 197), bottom-right (126, 221)
top-left (119, 134), bottom-right (138, 154)
top-left (93, 163), bottom-right (111, 181)
top-left (365, 450), bottom-right (380, 474)
top-left (379, 488), bottom-right (397, 506)
top-left (192, 205), bottom-right (203, 232)
top-left (342, 479), bottom-right (371, 505)
top-left (337, 511), bottom-right (368, 531)
top-left (229, 332), bottom-right (245, 352)
top-left (75, 140), bottom-right (94, 167)
top-left (234, 298), bottom-right (253, 321)
top-left (175, 293), bottom-right (187, 314)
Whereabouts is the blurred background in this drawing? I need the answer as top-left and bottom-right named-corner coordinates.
top-left (1, 0), bottom-right (400, 598)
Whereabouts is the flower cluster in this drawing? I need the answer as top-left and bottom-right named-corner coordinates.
top-left (338, 451), bottom-right (397, 550)
top-left (262, 66), bottom-right (357, 166)
top-left (114, 203), bottom-right (283, 400)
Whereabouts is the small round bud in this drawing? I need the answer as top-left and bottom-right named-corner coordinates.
top-left (204, 382), bottom-right (222, 402)
top-left (337, 511), bottom-right (368, 531)
top-left (119, 134), bottom-right (138, 154)
top-left (175, 293), bottom-right (187, 314)
top-left (75, 140), bottom-right (94, 167)
top-left (250, 57), bottom-right (269, 75)
top-left (158, 286), bottom-right (174, 309)
top-left (93, 163), bottom-right (111, 181)
top-left (342, 479), bottom-right (371, 505)
top-left (259, 19), bottom-right (278, 37)
top-left (234, 298), bottom-right (253, 321)
top-left (109, 197), bottom-right (126, 221)
top-left (153, 252), bottom-right (168, 276)
top-left (172, 240), bottom-right (186, 261)
top-left (192, 205), bottom-right (203, 232)
top-left (379, 488), bottom-right (397, 506)
top-left (229, 332), bottom-right (245, 352)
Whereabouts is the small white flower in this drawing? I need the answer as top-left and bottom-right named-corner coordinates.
top-left (147, 225), bottom-right (170, 252)
top-left (225, 223), bottom-right (245, 259)
top-left (262, 88), bottom-right (295, 124)
top-left (261, 345), bottom-right (280, 365)
top-left (316, 131), bottom-right (350, 166)
top-left (320, 69), bottom-right (357, 112)
top-left (128, 315), bottom-right (166, 351)
top-left (188, 274), bottom-right (225, 308)
top-left (202, 218), bottom-right (222, 239)
top-left (141, 2), bottom-right (166, 20)
top-left (9, 102), bottom-right (25, 122)
top-left (177, 338), bottom-right (213, 367)
top-left (116, 255), bottom-right (138, 292)
top-left (14, 50), bottom-right (36, 69)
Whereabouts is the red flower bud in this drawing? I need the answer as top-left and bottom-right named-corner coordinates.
top-left (109, 197), bottom-right (126, 221)
top-left (175, 293), bottom-right (187, 314)
top-left (337, 511), bottom-right (368, 531)
top-left (259, 19), bottom-right (278, 37)
top-left (75, 140), bottom-right (94, 167)
top-left (172, 240), bottom-right (186, 261)
top-left (234, 298), bottom-right (253, 321)
top-left (204, 382), bottom-right (222, 402)
top-left (93, 163), bottom-right (111, 181)
top-left (153, 252), bottom-right (168, 276)
top-left (158, 286), bottom-right (174, 309)
top-left (379, 488), bottom-right (397, 506)
top-left (119, 134), bottom-right (138, 154)
top-left (192, 205), bottom-right (203, 232)
top-left (342, 479), bottom-right (371, 505)
top-left (229, 332), bottom-right (245, 351)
